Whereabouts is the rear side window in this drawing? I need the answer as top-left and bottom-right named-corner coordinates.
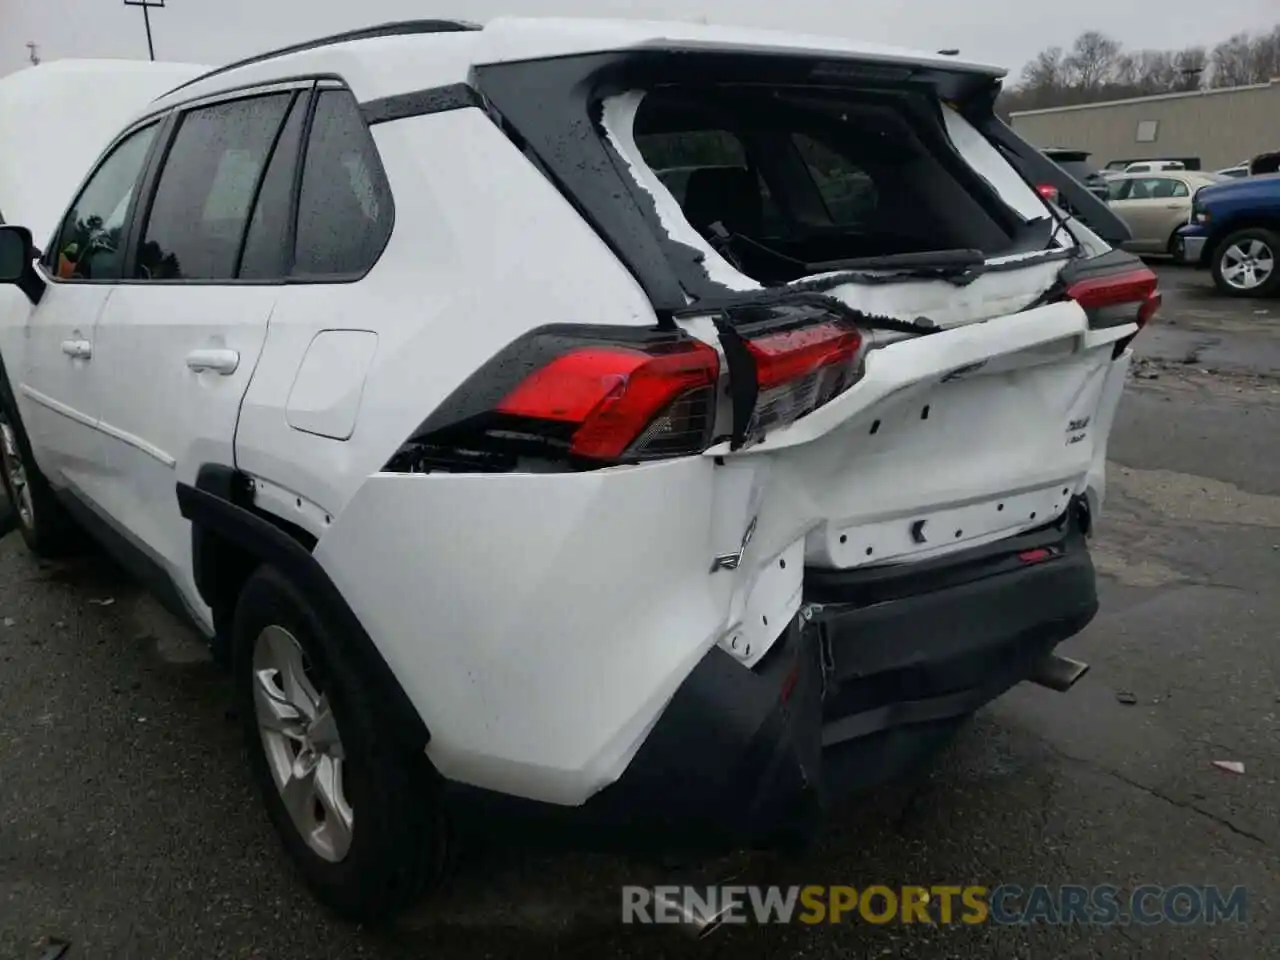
top-left (136, 93), bottom-right (292, 281)
top-left (292, 89), bottom-right (393, 278)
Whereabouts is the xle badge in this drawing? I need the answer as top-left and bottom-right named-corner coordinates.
top-left (1067, 415), bottom-right (1090, 446)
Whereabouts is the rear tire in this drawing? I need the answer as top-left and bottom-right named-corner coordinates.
top-left (1210, 228), bottom-right (1280, 297)
top-left (0, 373), bottom-right (82, 557)
top-left (231, 565), bottom-right (450, 923)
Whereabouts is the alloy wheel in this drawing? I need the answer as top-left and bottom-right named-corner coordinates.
top-left (1220, 239), bottom-right (1275, 292)
top-left (252, 625), bottom-right (353, 863)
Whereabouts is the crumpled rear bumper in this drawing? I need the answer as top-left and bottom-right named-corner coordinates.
top-left (445, 501), bottom-right (1097, 853)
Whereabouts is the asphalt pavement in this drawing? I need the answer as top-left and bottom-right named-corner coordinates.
top-left (1, 264), bottom-right (1277, 959)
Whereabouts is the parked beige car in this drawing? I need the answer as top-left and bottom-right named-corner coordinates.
top-left (1106, 171), bottom-right (1223, 256)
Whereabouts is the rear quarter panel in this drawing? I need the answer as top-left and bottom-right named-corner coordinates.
top-left (233, 107), bottom-right (659, 533)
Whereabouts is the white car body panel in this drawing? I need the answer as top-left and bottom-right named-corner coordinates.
top-left (89, 285), bottom-right (277, 633)
top-left (7, 285), bottom-right (116, 498)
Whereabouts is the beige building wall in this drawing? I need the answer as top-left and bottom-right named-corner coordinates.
top-left (1010, 80), bottom-right (1280, 171)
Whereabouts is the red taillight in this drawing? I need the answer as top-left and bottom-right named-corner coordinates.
top-left (746, 322), bottom-right (862, 389)
top-left (385, 305), bottom-right (866, 475)
top-left (1037, 184), bottom-right (1059, 201)
top-left (1018, 548), bottom-right (1052, 564)
top-left (743, 320), bottom-right (864, 435)
top-left (497, 340), bottom-right (720, 461)
top-left (1065, 266), bottom-right (1162, 331)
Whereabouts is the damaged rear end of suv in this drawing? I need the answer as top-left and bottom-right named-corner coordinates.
top-left (199, 19), bottom-right (1156, 920)
top-left (375, 28), bottom-right (1155, 848)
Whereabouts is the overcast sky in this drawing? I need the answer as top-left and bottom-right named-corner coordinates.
top-left (2, 0), bottom-right (1277, 80)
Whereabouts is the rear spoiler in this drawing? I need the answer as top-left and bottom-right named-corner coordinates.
top-left (975, 117), bottom-right (1132, 246)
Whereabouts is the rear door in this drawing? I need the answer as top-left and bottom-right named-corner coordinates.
top-left (89, 83), bottom-right (309, 624)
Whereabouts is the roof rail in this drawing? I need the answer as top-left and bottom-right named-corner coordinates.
top-left (158, 19), bottom-right (481, 99)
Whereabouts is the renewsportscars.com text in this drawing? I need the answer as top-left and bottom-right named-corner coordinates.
top-left (622, 884), bottom-right (1248, 927)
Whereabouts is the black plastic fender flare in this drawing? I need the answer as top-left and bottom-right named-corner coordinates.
top-left (177, 464), bottom-right (431, 753)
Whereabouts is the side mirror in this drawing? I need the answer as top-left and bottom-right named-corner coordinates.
top-left (0, 225), bottom-right (46, 305)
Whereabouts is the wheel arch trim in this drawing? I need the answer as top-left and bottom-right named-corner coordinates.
top-left (178, 463), bottom-right (431, 751)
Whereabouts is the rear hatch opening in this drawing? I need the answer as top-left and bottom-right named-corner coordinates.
top-left (463, 48), bottom-right (1157, 576)
top-left (609, 83), bottom-right (1072, 299)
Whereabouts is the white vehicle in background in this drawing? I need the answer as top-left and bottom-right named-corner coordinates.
top-left (0, 59), bottom-right (207, 236)
top-left (0, 18), bottom-right (1156, 924)
top-left (1123, 159), bottom-right (1186, 174)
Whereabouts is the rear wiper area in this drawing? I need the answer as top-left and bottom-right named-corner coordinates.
top-left (806, 248), bottom-right (986, 274)
top-left (791, 248), bottom-right (989, 291)
top-left (717, 233), bottom-right (991, 288)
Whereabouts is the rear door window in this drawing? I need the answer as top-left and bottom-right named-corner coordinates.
top-left (135, 93), bottom-right (292, 281)
top-left (1148, 178), bottom-right (1189, 199)
top-left (238, 92), bottom-right (309, 280)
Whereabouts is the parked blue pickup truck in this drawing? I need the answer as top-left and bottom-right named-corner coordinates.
top-left (1176, 174), bottom-right (1280, 297)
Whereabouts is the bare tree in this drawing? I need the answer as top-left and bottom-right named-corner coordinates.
top-left (1210, 33), bottom-right (1256, 87)
top-left (1137, 50), bottom-right (1177, 93)
top-left (1246, 25), bottom-right (1280, 82)
top-left (1020, 46), bottom-right (1066, 92)
top-left (1172, 47), bottom-right (1208, 91)
top-left (1064, 31), bottom-right (1122, 90)
top-left (1006, 25), bottom-right (1273, 110)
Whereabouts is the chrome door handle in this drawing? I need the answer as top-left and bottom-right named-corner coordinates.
top-left (185, 348), bottom-right (240, 375)
top-left (61, 339), bottom-right (92, 359)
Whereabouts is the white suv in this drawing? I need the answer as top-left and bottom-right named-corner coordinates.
top-left (0, 18), bottom-right (1156, 922)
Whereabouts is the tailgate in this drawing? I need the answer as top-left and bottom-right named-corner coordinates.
top-left (698, 297), bottom-right (1133, 573)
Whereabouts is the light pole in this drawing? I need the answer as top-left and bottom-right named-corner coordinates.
top-left (123, 0), bottom-right (165, 62)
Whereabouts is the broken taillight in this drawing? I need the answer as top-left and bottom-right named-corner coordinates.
top-left (745, 320), bottom-right (863, 434)
top-left (1065, 265), bottom-right (1161, 332)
